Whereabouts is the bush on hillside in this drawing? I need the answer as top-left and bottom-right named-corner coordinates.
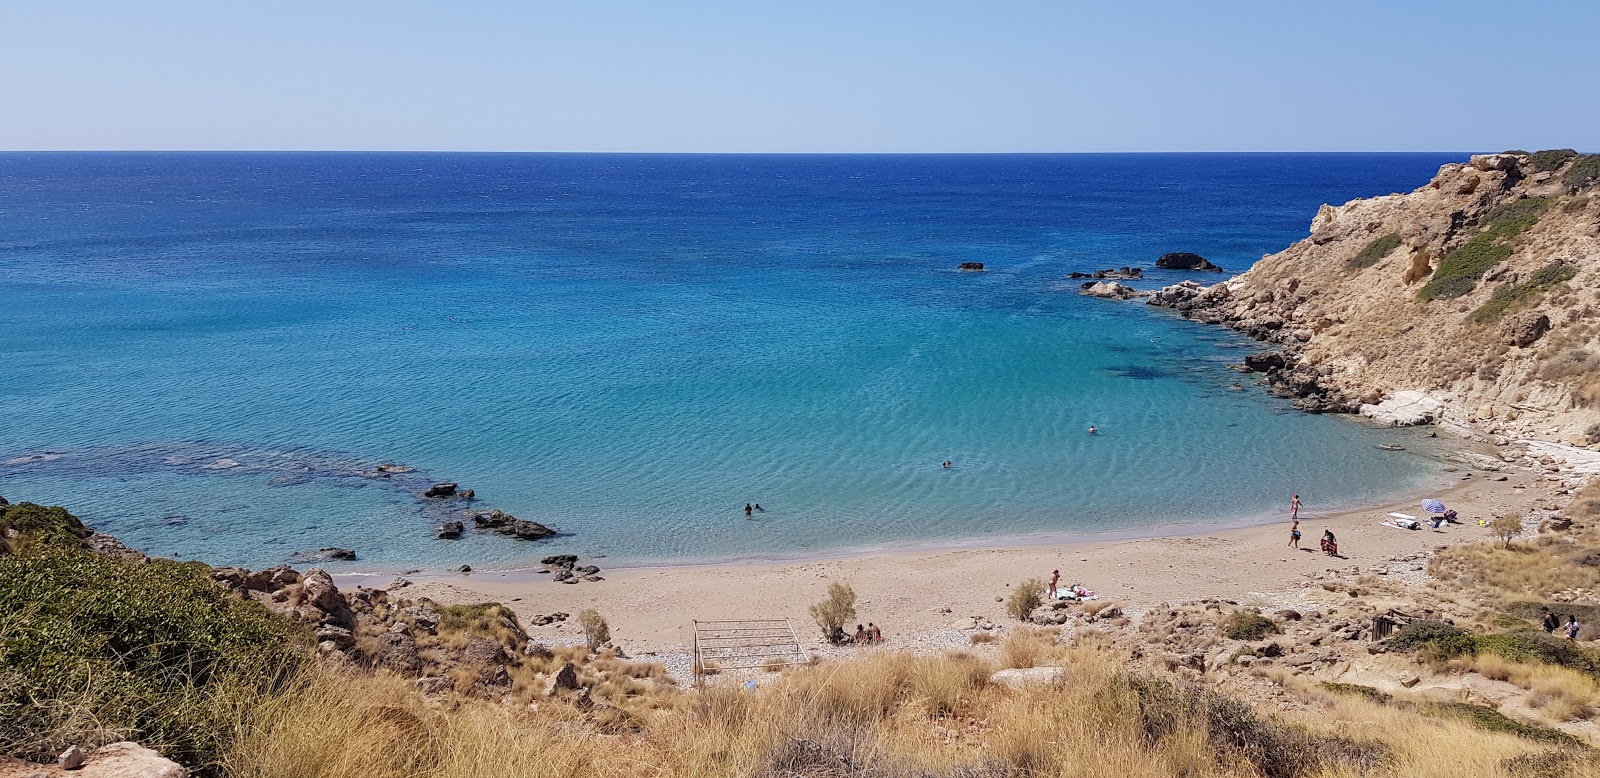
top-left (0, 501), bottom-right (90, 554)
top-left (1468, 263), bottom-right (1578, 323)
top-left (1564, 154), bottom-right (1600, 188)
top-left (1223, 612), bottom-right (1280, 641)
top-left (0, 502), bottom-right (309, 772)
top-left (579, 608), bottom-right (611, 652)
top-left (1419, 198), bottom-right (1553, 302)
top-left (1346, 232), bottom-right (1402, 270)
top-left (1480, 198), bottom-right (1554, 239)
top-left (1490, 514), bottom-right (1526, 548)
top-left (1528, 149), bottom-right (1578, 173)
top-left (1006, 578), bottom-right (1044, 621)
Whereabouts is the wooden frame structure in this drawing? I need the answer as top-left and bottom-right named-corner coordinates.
top-left (692, 618), bottom-right (807, 685)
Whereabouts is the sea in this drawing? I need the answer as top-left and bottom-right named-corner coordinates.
top-left (0, 152), bottom-right (1465, 571)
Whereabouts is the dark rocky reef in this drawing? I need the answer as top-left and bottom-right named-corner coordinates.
top-left (1155, 252), bottom-right (1223, 271)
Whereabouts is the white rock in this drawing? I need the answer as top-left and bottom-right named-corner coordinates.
top-left (989, 666), bottom-right (1067, 689)
top-left (1360, 391), bottom-right (1446, 426)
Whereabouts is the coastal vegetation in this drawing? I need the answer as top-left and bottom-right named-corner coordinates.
top-left (808, 581), bottom-right (857, 640)
top-left (1469, 262), bottom-right (1578, 323)
top-left (1345, 231), bottom-right (1401, 269)
top-left (1005, 577), bottom-right (1044, 620)
top-left (1418, 197), bottom-right (1554, 301)
top-left (0, 501), bottom-right (309, 772)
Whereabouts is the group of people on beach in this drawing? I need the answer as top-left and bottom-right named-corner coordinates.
top-left (850, 623), bottom-right (884, 645)
top-left (1285, 494), bottom-right (1339, 556)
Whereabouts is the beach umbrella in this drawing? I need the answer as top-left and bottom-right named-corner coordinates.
top-left (1421, 499), bottom-right (1447, 515)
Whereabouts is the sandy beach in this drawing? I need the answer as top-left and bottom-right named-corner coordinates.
top-left (379, 441), bottom-right (1569, 662)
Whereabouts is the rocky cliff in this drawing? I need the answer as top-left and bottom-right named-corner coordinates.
top-left (1170, 150), bottom-right (1600, 445)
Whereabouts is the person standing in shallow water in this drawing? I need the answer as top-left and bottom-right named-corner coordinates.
top-left (744, 503), bottom-right (752, 518)
top-left (1291, 494), bottom-right (1301, 520)
top-left (1288, 520), bottom-right (1301, 549)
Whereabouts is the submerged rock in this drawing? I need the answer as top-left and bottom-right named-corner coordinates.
top-left (423, 482), bottom-right (459, 498)
top-left (436, 520), bottom-right (464, 539)
top-left (957, 262), bottom-right (985, 271)
top-left (288, 547), bottom-right (357, 563)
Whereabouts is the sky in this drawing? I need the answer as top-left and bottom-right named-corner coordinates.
top-left (2, 1), bottom-right (1597, 153)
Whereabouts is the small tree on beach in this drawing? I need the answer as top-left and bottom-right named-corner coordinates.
top-left (1488, 514), bottom-right (1524, 548)
top-left (809, 582), bottom-right (857, 641)
top-left (1007, 578), bottom-right (1044, 621)
top-left (578, 608), bottom-right (610, 652)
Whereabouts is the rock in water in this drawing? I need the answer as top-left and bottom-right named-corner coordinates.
top-left (436, 520), bottom-right (464, 539)
top-left (1242, 352), bottom-right (1288, 372)
top-left (957, 262), bottom-right (985, 271)
top-left (1077, 281), bottom-right (1145, 300)
top-left (1154, 252), bottom-right (1223, 271)
top-left (507, 519), bottom-right (556, 540)
top-left (423, 482), bottom-right (458, 498)
top-left (1145, 280), bottom-right (1207, 306)
top-left (288, 547), bottom-right (357, 562)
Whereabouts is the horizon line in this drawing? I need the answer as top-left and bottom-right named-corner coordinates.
top-left (0, 148), bottom-right (1501, 156)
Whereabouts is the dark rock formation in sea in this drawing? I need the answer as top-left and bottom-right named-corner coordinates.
top-left (1068, 267), bottom-right (1143, 280)
top-left (288, 547), bottom-right (358, 563)
top-left (1155, 252), bottom-right (1223, 271)
top-left (957, 262), bottom-right (985, 271)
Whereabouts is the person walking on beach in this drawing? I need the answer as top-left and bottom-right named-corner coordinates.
top-left (1047, 569), bottom-right (1060, 600)
top-left (1542, 607), bottom-right (1560, 633)
top-left (1291, 494), bottom-right (1301, 520)
top-left (1289, 520), bottom-right (1301, 549)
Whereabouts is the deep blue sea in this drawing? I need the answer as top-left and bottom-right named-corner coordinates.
top-left (0, 153), bottom-right (1463, 571)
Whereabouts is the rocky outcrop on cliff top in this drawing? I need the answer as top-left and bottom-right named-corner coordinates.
top-left (1159, 151), bottom-right (1600, 443)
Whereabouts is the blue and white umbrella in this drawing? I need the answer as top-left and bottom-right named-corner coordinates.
top-left (1421, 499), bottom-right (1447, 515)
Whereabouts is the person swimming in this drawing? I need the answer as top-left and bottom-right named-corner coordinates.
top-left (744, 503), bottom-right (753, 518)
top-left (942, 460), bottom-right (951, 469)
top-left (754, 503), bottom-right (764, 512)
top-left (1088, 425), bottom-right (1098, 435)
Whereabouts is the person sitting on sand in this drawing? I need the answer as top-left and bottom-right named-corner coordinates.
top-left (1047, 569), bottom-right (1060, 599)
top-left (868, 622), bottom-right (883, 644)
top-left (1289, 520), bottom-right (1301, 549)
top-left (852, 624), bottom-right (868, 645)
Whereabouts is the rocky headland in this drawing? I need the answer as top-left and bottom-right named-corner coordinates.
top-left (1120, 151), bottom-right (1600, 447)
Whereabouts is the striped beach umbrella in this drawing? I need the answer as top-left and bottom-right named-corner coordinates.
top-left (1420, 498), bottom-right (1447, 514)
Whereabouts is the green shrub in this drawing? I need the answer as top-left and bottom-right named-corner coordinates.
top-left (1474, 631), bottom-right (1600, 675)
top-left (1346, 232), bottom-right (1402, 270)
top-left (0, 502), bottom-right (90, 554)
top-left (1419, 702), bottom-right (1580, 746)
top-left (1418, 269), bottom-right (1488, 301)
top-left (1006, 578), bottom-right (1044, 621)
top-left (1384, 620), bottom-right (1474, 658)
top-left (1223, 612), bottom-right (1280, 641)
top-left (1468, 263), bottom-right (1577, 323)
top-left (1564, 154), bottom-right (1600, 188)
top-left (0, 505), bottom-right (310, 772)
top-left (1528, 149), bottom-right (1578, 173)
top-left (1480, 198), bottom-right (1554, 240)
top-left (1320, 682), bottom-right (1393, 704)
top-left (809, 581), bottom-right (857, 640)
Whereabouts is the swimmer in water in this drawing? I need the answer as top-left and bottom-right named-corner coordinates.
top-left (942, 460), bottom-right (951, 469)
top-left (1088, 425), bottom-right (1098, 435)
top-left (754, 503), bottom-right (764, 512)
top-left (744, 503), bottom-right (753, 518)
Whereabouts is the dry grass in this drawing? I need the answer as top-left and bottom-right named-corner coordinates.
top-left (1452, 653), bottom-right (1600, 721)
top-left (1430, 533), bottom-right (1600, 597)
top-left (998, 626), bottom-right (1062, 669)
top-left (223, 647), bottom-right (1600, 778)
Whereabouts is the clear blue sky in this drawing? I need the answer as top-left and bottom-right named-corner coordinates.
top-left (3, 1), bottom-right (1596, 152)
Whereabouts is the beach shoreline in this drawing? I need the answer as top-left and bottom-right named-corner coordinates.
top-left (380, 431), bottom-right (1563, 659)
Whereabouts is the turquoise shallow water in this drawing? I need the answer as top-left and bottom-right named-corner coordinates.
top-left (0, 153), bottom-right (1462, 570)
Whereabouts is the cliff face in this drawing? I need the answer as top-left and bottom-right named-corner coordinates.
top-left (1180, 151), bottom-right (1600, 445)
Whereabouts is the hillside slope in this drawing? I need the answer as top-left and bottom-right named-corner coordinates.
top-left (1175, 150), bottom-right (1600, 444)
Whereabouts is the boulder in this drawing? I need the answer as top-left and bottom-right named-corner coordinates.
top-left (1155, 252), bottom-right (1222, 271)
top-left (423, 483), bottom-right (458, 498)
top-left (1078, 281), bottom-right (1144, 300)
top-left (1469, 154), bottom-right (1518, 172)
top-left (505, 519), bottom-right (556, 541)
top-left (989, 667), bottom-right (1067, 689)
top-left (374, 631), bottom-right (422, 675)
top-left (541, 554), bottom-right (579, 567)
top-left (288, 548), bottom-right (356, 563)
top-left (471, 510), bottom-right (513, 529)
top-left (1243, 352), bottom-right (1288, 372)
top-left (313, 625), bottom-right (355, 649)
top-left (957, 262), bottom-right (985, 271)
top-left (545, 661), bottom-right (580, 696)
top-left (0, 742), bottom-right (192, 778)
top-left (1145, 280), bottom-right (1207, 306)
top-left (461, 637), bottom-right (511, 666)
top-left (1028, 607), bottom-right (1069, 625)
top-left (1501, 311), bottom-right (1551, 347)
top-left (573, 565), bottom-right (600, 575)
top-left (436, 521), bottom-right (464, 539)
top-left (400, 603), bottom-right (442, 632)
top-left (1360, 391), bottom-right (1446, 426)
top-left (523, 640), bottom-right (555, 659)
